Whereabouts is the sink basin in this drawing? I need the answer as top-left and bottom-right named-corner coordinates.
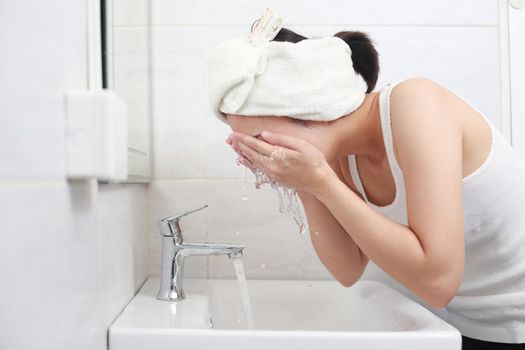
top-left (109, 277), bottom-right (461, 350)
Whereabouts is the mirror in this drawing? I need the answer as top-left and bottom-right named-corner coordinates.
top-left (101, 0), bottom-right (152, 182)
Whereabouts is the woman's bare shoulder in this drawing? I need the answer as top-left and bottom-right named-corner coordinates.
top-left (389, 77), bottom-right (452, 122)
top-left (391, 77), bottom-right (447, 102)
top-left (387, 77), bottom-right (461, 167)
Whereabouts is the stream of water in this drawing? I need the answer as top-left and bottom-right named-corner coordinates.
top-left (232, 257), bottom-right (255, 330)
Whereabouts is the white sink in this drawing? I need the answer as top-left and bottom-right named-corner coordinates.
top-left (109, 277), bottom-right (461, 350)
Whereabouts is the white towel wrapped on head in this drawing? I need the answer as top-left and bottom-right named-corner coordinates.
top-left (206, 34), bottom-right (366, 124)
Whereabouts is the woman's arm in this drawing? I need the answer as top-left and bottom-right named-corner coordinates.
top-left (298, 161), bottom-right (369, 286)
top-left (314, 176), bottom-right (456, 308)
top-left (311, 79), bottom-right (465, 308)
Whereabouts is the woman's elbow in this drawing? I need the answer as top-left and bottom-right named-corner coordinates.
top-left (336, 264), bottom-right (367, 287)
top-left (423, 274), bottom-right (461, 308)
top-left (337, 276), bottom-right (359, 288)
top-left (426, 288), bottom-right (456, 308)
top-left (337, 278), bottom-right (357, 287)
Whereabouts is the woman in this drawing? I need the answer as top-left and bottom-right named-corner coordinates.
top-left (208, 24), bottom-right (525, 349)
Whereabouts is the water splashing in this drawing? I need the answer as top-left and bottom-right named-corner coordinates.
top-left (252, 168), bottom-right (308, 235)
top-left (238, 158), bottom-right (249, 201)
top-left (235, 155), bottom-right (308, 235)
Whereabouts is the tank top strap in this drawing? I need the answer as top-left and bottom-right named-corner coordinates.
top-left (347, 82), bottom-right (405, 212)
top-left (378, 82), bottom-right (404, 202)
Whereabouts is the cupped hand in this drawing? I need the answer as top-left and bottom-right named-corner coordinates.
top-left (227, 131), bottom-right (337, 195)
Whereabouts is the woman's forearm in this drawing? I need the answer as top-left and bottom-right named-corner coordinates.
top-left (298, 191), bottom-right (367, 286)
top-left (313, 176), bottom-right (452, 308)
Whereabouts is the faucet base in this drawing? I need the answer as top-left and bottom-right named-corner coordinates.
top-left (157, 288), bottom-right (185, 301)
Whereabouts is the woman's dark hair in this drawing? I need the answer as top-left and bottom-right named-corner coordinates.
top-left (272, 28), bottom-right (379, 93)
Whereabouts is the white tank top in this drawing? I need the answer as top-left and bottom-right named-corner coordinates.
top-left (348, 82), bottom-right (525, 343)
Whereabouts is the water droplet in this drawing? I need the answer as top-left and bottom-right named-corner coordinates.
top-left (241, 194), bottom-right (248, 201)
top-left (260, 263), bottom-right (266, 269)
top-left (235, 231), bottom-right (242, 237)
top-left (313, 231), bottom-right (319, 237)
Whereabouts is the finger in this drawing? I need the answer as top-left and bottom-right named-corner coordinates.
top-left (230, 132), bottom-right (274, 157)
top-left (228, 142), bottom-right (243, 156)
top-left (237, 141), bottom-right (266, 169)
top-left (238, 155), bottom-right (256, 170)
top-left (260, 131), bottom-right (309, 153)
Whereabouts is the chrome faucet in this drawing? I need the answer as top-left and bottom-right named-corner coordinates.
top-left (156, 204), bottom-right (245, 301)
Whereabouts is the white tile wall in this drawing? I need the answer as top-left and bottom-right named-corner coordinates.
top-left (151, 0), bottom-right (204, 25)
top-left (153, 27), bottom-right (206, 117)
top-left (202, 0), bottom-right (497, 26)
top-left (151, 0), bottom-right (497, 26)
top-left (0, 181), bottom-right (147, 350)
top-left (151, 27), bottom-right (208, 179)
top-left (153, 113), bottom-right (207, 178)
top-left (0, 1), bottom-right (149, 349)
top-left (113, 0), bottom-right (151, 26)
top-left (148, 0), bottom-right (505, 283)
top-left (510, 6), bottom-right (525, 162)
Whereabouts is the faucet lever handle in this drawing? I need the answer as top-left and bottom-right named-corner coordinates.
top-left (157, 204), bottom-right (208, 237)
top-left (178, 204), bottom-right (208, 218)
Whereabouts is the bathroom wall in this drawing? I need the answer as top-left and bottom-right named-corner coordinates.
top-left (0, 1), bottom-right (147, 350)
top-left (510, 5), bottom-right (525, 161)
top-left (148, 0), bottom-right (502, 282)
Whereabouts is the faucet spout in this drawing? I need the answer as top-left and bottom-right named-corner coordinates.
top-left (179, 243), bottom-right (245, 258)
top-left (157, 242), bottom-right (246, 302)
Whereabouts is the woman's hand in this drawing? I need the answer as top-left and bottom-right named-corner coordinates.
top-left (227, 131), bottom-right (338, 196)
